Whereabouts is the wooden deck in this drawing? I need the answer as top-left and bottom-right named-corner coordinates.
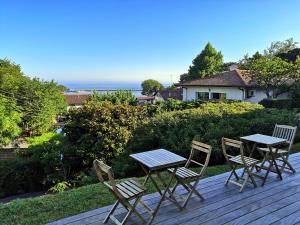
top-left (48, 152), bottom-right (300, 225)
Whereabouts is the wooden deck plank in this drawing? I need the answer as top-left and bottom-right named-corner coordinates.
top-left (46, 153), bottom-right (300, 225)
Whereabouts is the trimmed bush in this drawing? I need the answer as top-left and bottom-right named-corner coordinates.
top-left (259, 98), bottom-right (293, 109)
top-left (113, 102), bottom-right (298, 177)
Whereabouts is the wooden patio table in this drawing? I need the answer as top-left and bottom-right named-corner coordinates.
top-left (130, 149), bottom-right (186, 224)
top-left (240, 134), bottom-right (287, 186)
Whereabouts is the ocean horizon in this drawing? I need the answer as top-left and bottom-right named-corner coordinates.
top-left (62, 81), bottom-right (171, 96)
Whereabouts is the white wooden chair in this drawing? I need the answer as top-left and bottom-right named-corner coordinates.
top-left (93, 160), bottom-right (152, 225)
top-left (222, 138), bottom-right (259, 192)
top-left (168, 140), bottom-right (212, 208)
top-left (258, 124), bottom-right (297, 173)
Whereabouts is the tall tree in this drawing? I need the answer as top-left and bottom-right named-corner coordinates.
top-left (248, 56), bottom-right (299, 98)
top-left (0, 59), bottom-right (67, 135)
top-left (0, 96), bottom-right (22, 145)
top-left (264, 38), bottom-right (298, 57)
top-left (277, 48), bottom-right (300, 63)
top-left (141, 79), bottom-right (164, 96)
top-left (180, 43), bottom-right (223, 81)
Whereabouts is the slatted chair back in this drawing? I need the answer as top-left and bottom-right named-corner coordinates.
top-left (186, 140), bottom-right (212, 176)
top-left (222, 138), bottom-right (247, 164)
top-left (272, 124), bottom-right (297, 152)
top-left (93, 159), bottom-right (120, 196)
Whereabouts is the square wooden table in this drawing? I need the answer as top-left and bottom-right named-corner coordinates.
top-left (130, 149), bottom-right (187, 224)
top-left (240, 134), bottom-right (287, 186)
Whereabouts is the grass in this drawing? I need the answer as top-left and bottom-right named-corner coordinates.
top-left (0, 164), bottom-right (228, 225)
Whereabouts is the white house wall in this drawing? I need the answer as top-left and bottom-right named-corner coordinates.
top-left (183, 86), bottom-right (244, 101)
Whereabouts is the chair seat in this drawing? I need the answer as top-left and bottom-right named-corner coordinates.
top-left (257, 147), bottom-right (288, 154)
top-left (116, 179), bottom-right (146, 199)
top-left (229, 155), bottom-right (259, 166)
top-left (168, 167), bottom-right (199, 179)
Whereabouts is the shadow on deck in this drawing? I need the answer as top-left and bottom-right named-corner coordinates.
top-left (47, 152), bottom-right (300, 225)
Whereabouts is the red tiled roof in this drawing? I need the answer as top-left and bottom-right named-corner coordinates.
top-left (63, 94), bottom-right (91, 105)
top-left (137, 96), bottom-right (155, 100)
top-left (158, 89), bottom-right (183, 100)
top-left (177, 69), bottom-right (255, 87)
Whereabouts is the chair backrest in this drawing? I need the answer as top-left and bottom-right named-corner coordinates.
top-left (222, 137), bottom-right (247, 164)
top-left (93, 159), bottom-right (118, 194)
top-left (186, 140), bottom-right (212, 176)
top-left (273, 124), bottom-right (297, 151)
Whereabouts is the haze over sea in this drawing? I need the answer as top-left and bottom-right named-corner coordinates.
top-left (62, 81), bottom-right (171, 96)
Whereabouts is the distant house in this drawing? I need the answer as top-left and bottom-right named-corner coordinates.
top-left (63, 94), bottom-right (91, 110)
top-left (156, 89), bottom-right (183, 101)
top-left (176, 69), bottom-right (289, 103)
top-left (136, 96), bottom-right (156, 104)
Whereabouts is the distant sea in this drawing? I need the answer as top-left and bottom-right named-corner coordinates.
top-left (62, 81), bottom-right (171, 97)
top-left (62, 81), bottom-right (144, 96)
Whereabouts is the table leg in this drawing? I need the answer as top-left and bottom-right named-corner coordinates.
top-left (141, 165), bottom-right (162, 196)
top-left (269, 146), bottom-right (283, 180)
top-left (155, 170), bottom-right (182, 209)
top-left (148, 166), bottom-right (179, 225)
top-left (261, 146), bottom-right (282, 186)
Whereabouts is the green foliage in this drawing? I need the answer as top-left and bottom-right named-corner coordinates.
top-left (141, 79), bottom-right (164, 96)
top-left (0, 59), bottom-right (67, 135)
top-left (259, 99), bottom-right (293, 109)
top-left (180, 42), bottom-right (223, 81)
top-left (263, 38), bottom-right (298, 57)
top-left (248, 56), bottom-right (298, 98)
top-left (290, 82), bottom-right (300, 108)
top-left (277, 48), bottom-right (300, 63)
top-left (25, 132), bottom-right (58, 146)
top-left (63, 101), bottom-right (148, 163)
top-left (0, 96), bottom-right (22, 145)
top-left (114, 102), bottom-right (298, 177)
top-left (49, 181), bottom-right (71, 193)
top-left (0, 158), bottom-right (44, 198)
top-left (89, 90), bottom-right (137, 105)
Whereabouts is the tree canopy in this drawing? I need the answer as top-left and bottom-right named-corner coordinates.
top-left (0, 59), bottom-right (67, 135)
top-left (0, 96), bottom-right (22, 145)
top-left (180, 42), bottom-right (223, 82)
top-left (248, 56), bottom-right (300, 98)
top-left (141, 79), bottom-right (164, 96)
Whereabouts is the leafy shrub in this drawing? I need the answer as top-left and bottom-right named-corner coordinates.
top-left (113, 102), bottom-right (298, 177)
top-left (25, 132), bottom-right (58, 146)
top-left (63, 101), bottom-right (148, 163)
top-left (0, 158), bottom-right (44, 198)
top-left (259, 98), bottom-right (293, 109)
top-left (89, 90), bottom-right (137, 105)
top-left (49, 181), bottom-right (71, 193)
top-left (0, 96), bottom-right (22, 145)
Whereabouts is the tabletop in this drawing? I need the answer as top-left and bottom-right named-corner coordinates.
top-left (130, 149), bottom-right (187, 170)
top-left (240, 134), bottom-right (287, 146)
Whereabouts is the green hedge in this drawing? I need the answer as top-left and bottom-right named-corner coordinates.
top-left (113, 102), bottom-right (298, 177)
top-left (259, 98), bottom-right (293, 109)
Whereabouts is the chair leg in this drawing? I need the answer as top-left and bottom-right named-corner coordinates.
top-left (122, 197), bottom-right (146, 225)
top-left (226, 165), bottom-right (238, 185)
top-left (280, 155), bottom-right (295, 174)
top-left (182, 180), bottom-right (203, 208)
top-left (104, 200), bottom-right (119, 223)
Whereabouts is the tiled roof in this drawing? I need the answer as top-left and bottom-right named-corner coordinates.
top-left (63, 94), bottom-right (91, 105)
top-left (158, 89), bottom-right (183, 100)
top-left (177, 69), bottom-right (255, 87)
top-left (137, 96), bottom-right (155, 100)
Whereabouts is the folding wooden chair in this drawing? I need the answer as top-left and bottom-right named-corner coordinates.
top-left (93, 160), bottom-right (152, 225)
top-left (222, 138), bottom-right (259, 192)
top-left (168, 140), bottom-right (212, 208)
top-left (258, 124), bottom-right (297, 174)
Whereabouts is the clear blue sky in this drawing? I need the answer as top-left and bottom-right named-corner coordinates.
top-left (1, 0), bottom-right (300, 84)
